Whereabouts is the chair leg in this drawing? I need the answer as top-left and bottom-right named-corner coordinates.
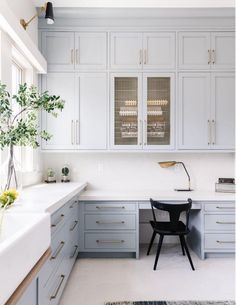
top-left (153, 235), bottom-right (164, 270)
top-left (179, 235), bottom-right (185, 256)
top-left (147, 231), bottom-right (156, 256)
top-left (181, 235), bottom-right (195, 271)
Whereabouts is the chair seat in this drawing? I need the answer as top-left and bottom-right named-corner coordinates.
top-left (150, 220), bottom-right (189, 235)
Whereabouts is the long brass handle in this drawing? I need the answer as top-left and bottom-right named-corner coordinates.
top-left (144, 49), bottom-right (147, 64)
top-left (139, 119), bottom-right (143, 145)
top-left (139, 49), bottom-right (142, 65)
top-left (76, 49), bottom-right (79, 64)
top-left (211, 119), bottom-right (215, 145)
top-left (50, 275), bottom-right (65, 300)
top-left (96, 240), bottom-right (125, 244)
top-left (208, 49), bottom-right (211, 64)
top-left (76, 120), bottom-right (79, 145)
top-left (217, 240), bottom-right (235, 244)
top-left (212, 49), bottom-right (215, 64)
top-left (50, 241), bottom-right (65, 260)
top-left (70, 221), bottom-right (78, 231)
top-left (216, 206), bottom-right (235, 209)
top-left (71, 120), bottom-right (74, 145)
top-left (216, 221), bottom-right (235, 224)
top-left (71, 49), bottom-right (74, 64)
top-left (96, 221), bottom-right (125, 224)
top-left (69, 201), bottom-right (78, 209)
top-left (70, 245), bottom-right (79, 258)
top-left (51, 214), bottom-right (64, 228)
top-left (207, 119), bottom-right (211, 145)
top-left (96, 206), bottom-right (125, 209)
top-left (144, 120), bottom-right (147, 145)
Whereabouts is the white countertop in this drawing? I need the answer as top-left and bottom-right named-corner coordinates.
top-left (79, 189), bottom-right (235, 202)
top-left (12, 182), bottom-right (88, 214)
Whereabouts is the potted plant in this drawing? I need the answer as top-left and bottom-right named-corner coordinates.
top-left (0, 82), bottom-right (64, 192)
top-left (61, 165), bottom-right (70, 182)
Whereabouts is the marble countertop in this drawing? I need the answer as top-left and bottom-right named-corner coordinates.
top-left (79, 189), bottom-right (235, 202)
top-left (12, 182), bottom-right (88, 214)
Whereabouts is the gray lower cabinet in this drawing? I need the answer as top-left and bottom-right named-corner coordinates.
top-left (79, 201), bottom-right (139, 258)
top-left (15, 278), bottom-right (38, 305)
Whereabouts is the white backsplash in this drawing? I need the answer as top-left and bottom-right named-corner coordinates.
top-left (42, 152), bottom-right (235, 192)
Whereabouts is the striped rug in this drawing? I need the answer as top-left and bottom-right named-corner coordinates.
top-left (105, 301), bottom-right (235, 305)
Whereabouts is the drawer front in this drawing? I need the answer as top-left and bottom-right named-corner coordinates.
top-left (67, 198), bottom-right (79, 219)
top-left (84, 202), bottom-right (136, 212)
top-left (205, 214), bottom-right (235, 231)
top-left (51, 205), bottom-right (67, 235)
top-left (84, 232), bottom-right (136, 250)
top-left (204, 203), bottom-right (235, 212)
top-left (205, 233), bottom-right (235, 250)
top-left (85, 214), bottom-right (136, 230)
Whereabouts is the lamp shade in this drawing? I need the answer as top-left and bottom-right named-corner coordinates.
top-left (45, 2), bottom-right (54, 25)
top-left (158, 161), bottom-right (177, 168)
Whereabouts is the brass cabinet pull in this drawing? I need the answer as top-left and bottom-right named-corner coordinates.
top-left (51, 241), bottom-right (65, 260)
top-left (216, 221), bottom-right (235, 225)
top-left (71, 49), bottom-right (74, 64)
top-left (207, 119), bottom-right (211, 145)
top-left (71, 120), bottom-right (74, 145)
top-left (211, 119), bottom-right (215, 145)
top-left (76, 49), bottom-right (79, 64)
top-left (51, 214), bottom-right (64, 228)
top-left (217, 240), bottom-right (235, 244)
top-left (50, 275), bottom-right (65, 300)
top-left (96, 239), bottom-right (125, 244)
top-left (208, 49), bottom-right (211, 64)
top-left (139, 49), bottom-right (142, 65)
top-left (212, 49), bottom-right (215, 64)
top-left (70, 220), bottom-right (78, 231)
top-left (69, 201), bottom-right (78, 209)
top-left (70, 245), bottom-right (79, 258)
top-left (144, 49), bottom-right (147, 64)
top-left (139, 119), bottom-right (143, 145)
top-left (96, 221), bottom-right (125, 224)
top-left (144, 119), bottom-right (147, 145)
top-left (216, 206), bottom-right (235, 209)
top-left (76, 120), bottom-right (79, 145)
top-left (96, 206), bottom-right (125, 209)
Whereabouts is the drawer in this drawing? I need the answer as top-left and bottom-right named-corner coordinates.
top-left (51, 205), bottom-right (67, 235)
top-left (84, 202), bottom-right (136, 212)
top-left (205, 233), bottom-right (235, 250)
top-left (204, 203), bottom-right (235, 213)
top-left (205, 214), bottom-right (235, 231)
top-left (67, 198), bottom-right (79, 219)
top-left (84, 232), bottom-right (136, 250)
top-left (85, 214), bottom-right (136, 230)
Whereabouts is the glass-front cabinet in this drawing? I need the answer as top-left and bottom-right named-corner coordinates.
top-left (111, 73), bottom-right (174, 150)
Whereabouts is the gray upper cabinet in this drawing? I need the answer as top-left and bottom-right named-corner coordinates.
top-left (42, 31), bottom-right (107, 72)
top-left (143, 32), bottom-right (175, 69)
top-left (42, 32), bottom-right (74, 71)
top-left (110, 32), bottom-right (175, 70)
top-left (179, 31), bottom-right (235, 70)
top-left (178, 73), bottom-right (211, 149)
top-left (74, 33), bottom-right (107, 70)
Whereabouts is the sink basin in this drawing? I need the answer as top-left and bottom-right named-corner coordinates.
top-left (0, 212), bottom-right (51, 305)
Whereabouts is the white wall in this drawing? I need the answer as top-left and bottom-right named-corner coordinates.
top-left (42, 152), bottom-right (234, 191)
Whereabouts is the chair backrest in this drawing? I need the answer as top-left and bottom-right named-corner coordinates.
top-left (150, 198), bottom-right (192, 232)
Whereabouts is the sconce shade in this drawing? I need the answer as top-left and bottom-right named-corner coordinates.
top-left (45, 2), bottom-right (54, 24)
top-left (158, 161), bottom-right (177, 168)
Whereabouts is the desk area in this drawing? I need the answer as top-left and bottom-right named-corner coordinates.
top-left (78, 190), bottom-right (235, 260)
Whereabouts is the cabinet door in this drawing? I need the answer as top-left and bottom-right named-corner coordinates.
top-left (211, 73), bottom-right (235, 149)
top-left (110, 33), bottom-right (143, 69)
top-left (178, 73), bottom-right (211, 149)
top-left (143, 32), bottom-right (175, 69)
top-left (74, 32), bottom-right (107, 70)
top-left (77, 73), bottom-right (107, 149)
top-left (179, 32), bottom-right (211, 70)
top-left (41, 73), bottom-right (77, 150)
top-left (42, 32), bottom-right (74, 72)
top-left (110, 73), bottom-right (142, 149)
top-left (143, 73), bottom-right (175, 149)
top-left (211, 32), bottom-right (235, 70)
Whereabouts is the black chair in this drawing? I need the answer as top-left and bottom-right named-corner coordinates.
top-left (147, 198), bottom-right (195, 271)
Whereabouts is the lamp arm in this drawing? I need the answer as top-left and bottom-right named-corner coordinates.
top-left (20, 5), bottom-right (46, 29)
top-left (178, 162), bottom-right (191, 190)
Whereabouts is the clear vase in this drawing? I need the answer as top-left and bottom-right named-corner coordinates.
top-left (0, 145), bottom-right (22, 193)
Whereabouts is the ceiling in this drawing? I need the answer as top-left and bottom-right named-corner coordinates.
top-left (33, 0), bottom-right (235, 8)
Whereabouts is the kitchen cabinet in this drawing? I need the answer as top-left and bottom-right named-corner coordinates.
top-left (42, 31), bottom-right (107, 72)
top-left (110, 32), bottom-right (175, 69)
top-left (110, 73), bottom-right (174, 149)
top-left (16, 278), bottom-right (38, 305)
top-left (178, 72), bottom-right (235, 150)
top-left (179, 31), bottom-right (235, 70)
top-left (41, 73), bottom-right (77, 150)
top-left (41, 73), bottom-right (107, 150)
